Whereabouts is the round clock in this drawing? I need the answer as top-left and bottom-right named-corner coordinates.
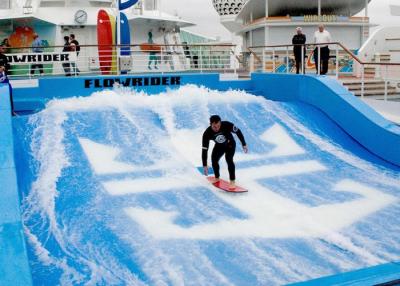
top-left (74, 10), bottom-right (88, 24)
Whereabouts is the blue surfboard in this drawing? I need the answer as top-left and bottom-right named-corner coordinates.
top-left (119, 12), bottom-right (130, 56)
top-left (119, 12), bottom-right (131, 74)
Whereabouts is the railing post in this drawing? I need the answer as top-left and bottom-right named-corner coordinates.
top-left (361, 64), bottom-right (365, 98)
top-left (262, 48), bottom-right (266, 72)
top-left (250, 52), bottom-right (255, 73)
top-left (384, 65), bottom-right (388, 101)
top-left (375, 53), bottom-right (381, 79)
top-left (233, 47), bottom-right (237, 75)
top-left (384, 79), bottom-right (388, 101)
top-left (272, 47), bottom-right (276, 73)
top-left (335, 45), bottom-right (339, 79)
top-left (286, 46), bottom-right (289, 74)
top-left (116, 44), bottom-right (120, 75)
top-left (317, 45), bottom-right (321, 75)
top-left (301, 44), bottom-right (305, 74)
top-left (200, 46), bottom-right (203, 73)
top-left (160, 47), bottom-right (164, 75)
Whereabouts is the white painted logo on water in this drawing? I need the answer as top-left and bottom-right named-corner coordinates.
top-left (79, 124), bottom-right (398, 240)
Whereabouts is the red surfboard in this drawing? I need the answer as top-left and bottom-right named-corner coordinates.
top-left (97, 9), bottom-right (113, 75)
top-left (207, 177), bottom-right (248, 193)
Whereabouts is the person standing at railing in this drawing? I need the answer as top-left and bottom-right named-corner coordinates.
top-left (70, 34), bottom-right (80, 74)
top-left (69, 43), bottom-right (78, 76)
top-left (313, 24), bottom-right (332, 75)
top-left (62, 36), bottom-right (71, 76)
top-left (1, 38), bottom-right (11, 53)
top-left (292, 27), bottom-right (306, 74)
top-left (31, 33), bottom-right (44, 76)
top-left (0, 45), bottom-right (10, 73)
top-left (147, 31), bottom-right (158, 70)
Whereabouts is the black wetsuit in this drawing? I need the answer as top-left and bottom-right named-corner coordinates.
top-left (202, 121), bottom-right (246, 181)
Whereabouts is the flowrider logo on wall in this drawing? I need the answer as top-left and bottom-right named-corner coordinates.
top-left (84, 76), bottom-right (182, 88)
top-left (7, 52), bottom-right (76, 64)
top-left (79, 123), bottom-right (397, 240)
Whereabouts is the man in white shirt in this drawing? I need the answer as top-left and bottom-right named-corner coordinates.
top-left (313, 24), bottom-right (332, 75)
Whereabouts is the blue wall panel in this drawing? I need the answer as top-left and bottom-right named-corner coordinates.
top-left (251, 73), bottom-right (400, 166)
top-left (290, 261), bottom-right (400, 286)
top-left (0, 84), bottom-right (33, 286)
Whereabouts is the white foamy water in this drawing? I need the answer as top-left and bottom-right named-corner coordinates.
top-left (19, 84), bottom-right (400, 286)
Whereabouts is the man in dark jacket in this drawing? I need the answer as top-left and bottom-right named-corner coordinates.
top-left (62, 36), bottom-right (71, 76)
top-left (202, 115), bottom-right (248, 189)
top-left (292, 27), bottom-right (306, 74)
top-left (0, 45), bottom-right (10, 72)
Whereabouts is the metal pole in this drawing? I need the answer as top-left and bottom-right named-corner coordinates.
top-left (117, 1), bottom-right (121, 75)
top-left (361, 65), bottom-right (365, 98)
top-left (200, 46), bottom-right (203, 73)
top-left (160, 48), bottom-right (164, 74)
top-left (335, 45), bottom-right (339, 79)
top-left (318, 0), bottom-right (321, 16)
top-left (233, 47), bottom-right (237, 75)
top-left (317, 45), bottom-right (321, 75)
top-left (286, 46), bottom-right (289, 74)
top-left (384, 65), bottom-right (388, 101)
top-left (384, 79), bottom-right (388, 101)
top-left (301, 44), bottom-right (304, 74)
top-left (209, 47), bottom-right (211, 70)
top-left (272, 47), bottom-right (276, 73)
top-left (262, 48), bottom-right (266, 71)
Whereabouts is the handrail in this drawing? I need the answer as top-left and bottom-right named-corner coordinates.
top-left (248, 41), bottom-right (400, 100)
top-left (248, 42), bottom-right (400, 66)
top-left (246, 48), bottom-right (262, 64)
top-left (4, 43), bottom-right (236, 50)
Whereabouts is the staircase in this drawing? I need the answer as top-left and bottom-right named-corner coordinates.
top-left (341, 79), bottom-right (400, 99)
top-left (340, 53), bottom-right (400, 99)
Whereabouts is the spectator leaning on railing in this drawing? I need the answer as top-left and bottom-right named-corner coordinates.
top-left (31, 33), bottom-right (44, 76)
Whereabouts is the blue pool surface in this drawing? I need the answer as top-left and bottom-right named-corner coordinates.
top-left (9, 81), bottom-right (400, 285)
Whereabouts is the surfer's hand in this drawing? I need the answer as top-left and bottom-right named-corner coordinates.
top-left (203, 166), bottom-right (209, 176)
top-left (243, 145), bottom-right (248, 154)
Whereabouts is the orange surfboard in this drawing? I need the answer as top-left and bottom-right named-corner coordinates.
top-left (97, 9), bottom-right (113, 75)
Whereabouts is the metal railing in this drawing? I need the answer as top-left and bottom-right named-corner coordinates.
top-left (5, 43), bottom-right (238, 79)
top-left (247, 42), bottom-right (400, 100)
top-left (4, 41), bottom-right (400, 100)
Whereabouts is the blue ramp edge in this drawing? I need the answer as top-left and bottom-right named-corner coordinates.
top-left (288, 261), bottom-right (400, 286)
top-left (0, 84), bottom-right (33, 286)
top-left (251, 73), bottom-right (400, 167)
